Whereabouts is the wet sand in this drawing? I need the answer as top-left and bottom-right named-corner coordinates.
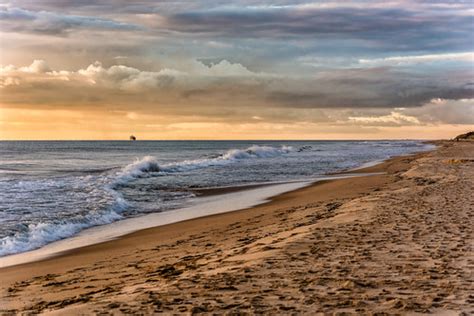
top-left (0, 140), bottom-right (472, 314)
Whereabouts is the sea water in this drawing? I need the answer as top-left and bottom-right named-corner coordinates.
top-left (0, 140), bottom-right (434, 257)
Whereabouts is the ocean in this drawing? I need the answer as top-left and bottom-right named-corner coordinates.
top-left (0, 140), bottom-right (434, 257)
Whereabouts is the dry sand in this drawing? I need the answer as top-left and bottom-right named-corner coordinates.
top-left (0, 141), bottom-right (472, 315)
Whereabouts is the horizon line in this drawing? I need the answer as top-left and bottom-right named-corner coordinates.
top-left (0, 138), bottom-right (442, 142)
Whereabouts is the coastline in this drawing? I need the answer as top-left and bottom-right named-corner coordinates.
top-left (0, 164), bottom-right (392, 268)
top-left (0, 141), bottom-right (434, 266)
top-left (0, 180), bottom-right (313, 268)
top-left (1, 140), bottom-right (472, 314)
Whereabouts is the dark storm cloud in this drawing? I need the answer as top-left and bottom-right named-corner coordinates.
top-left (2, 1), bottom-right (311, 14)
top-left (2, 1), bottom-right (472, 55)
top-left (267, 85), bottom-right (474, 109)
top-left (258, 65), bottom-right (474, 108)
top-left (1, 0), bottom-right (157, 13)
top-left (161, 5), bottom-right (473, 52)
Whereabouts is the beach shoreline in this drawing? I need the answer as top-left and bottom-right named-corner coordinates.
top-left (0, 180), bottom-right (314, 268)
top-left (0, 149), bottom-right (406, 269)
top-left (1, 140), bottom-right (472, 314)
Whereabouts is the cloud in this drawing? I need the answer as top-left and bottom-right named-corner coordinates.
top-left (73, 59), bottom-right (256, 91)
top-left (344, 98), bottom-right (474, 126)
top-left (359, 52), bottom-right (474, 66)
top-left (402, 98), bottom-right (474, 125)
top-left (3, 0), bottom-right (166, 15)
top-left (19, 59), bottom-right (52, 73)
top-left (0, 59), bottom-right (260, 99)
top-left (1, 1), bottom-right (472, 139)
top-left (0, 7), bottom-right (140, 35)
top-left (2, 1), bottom-right (473, 76)
top-left (264, 66), bottom-right (474, 108)
top-left (348, 111), bottom-right (421, 126)
top-left (1, 60), bottom-right (473, 113)
top-left (156, 3), bottom-right (474, 52)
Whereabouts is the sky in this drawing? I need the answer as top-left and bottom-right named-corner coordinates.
top-left (0, 0), bottom-right (473, 140)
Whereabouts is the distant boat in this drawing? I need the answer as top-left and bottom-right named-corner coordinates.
top-left (130, 135), bottom-right (136, 141)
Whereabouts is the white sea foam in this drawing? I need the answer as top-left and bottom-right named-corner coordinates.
top-left (0, 198), bottom-right (127, 257)
top-left (0, 176), bottom-right (129, 257)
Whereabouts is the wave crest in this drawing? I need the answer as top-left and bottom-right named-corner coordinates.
top-left (0, 197), bottom-right (127, 257)
top-left (222, 145), bottom-right (293, 160)
top-left (113, 145), bottom-right (295, 186)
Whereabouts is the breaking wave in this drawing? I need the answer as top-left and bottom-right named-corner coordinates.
top-left (0, 190), bottom-right (128, 257)
top-left (112, 145), bottom-right (295, 187)
top-left (0, 145), bottom-right (296, 256)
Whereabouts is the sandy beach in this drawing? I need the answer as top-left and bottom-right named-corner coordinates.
top-left (0, 140), bottom-right (472, 314)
